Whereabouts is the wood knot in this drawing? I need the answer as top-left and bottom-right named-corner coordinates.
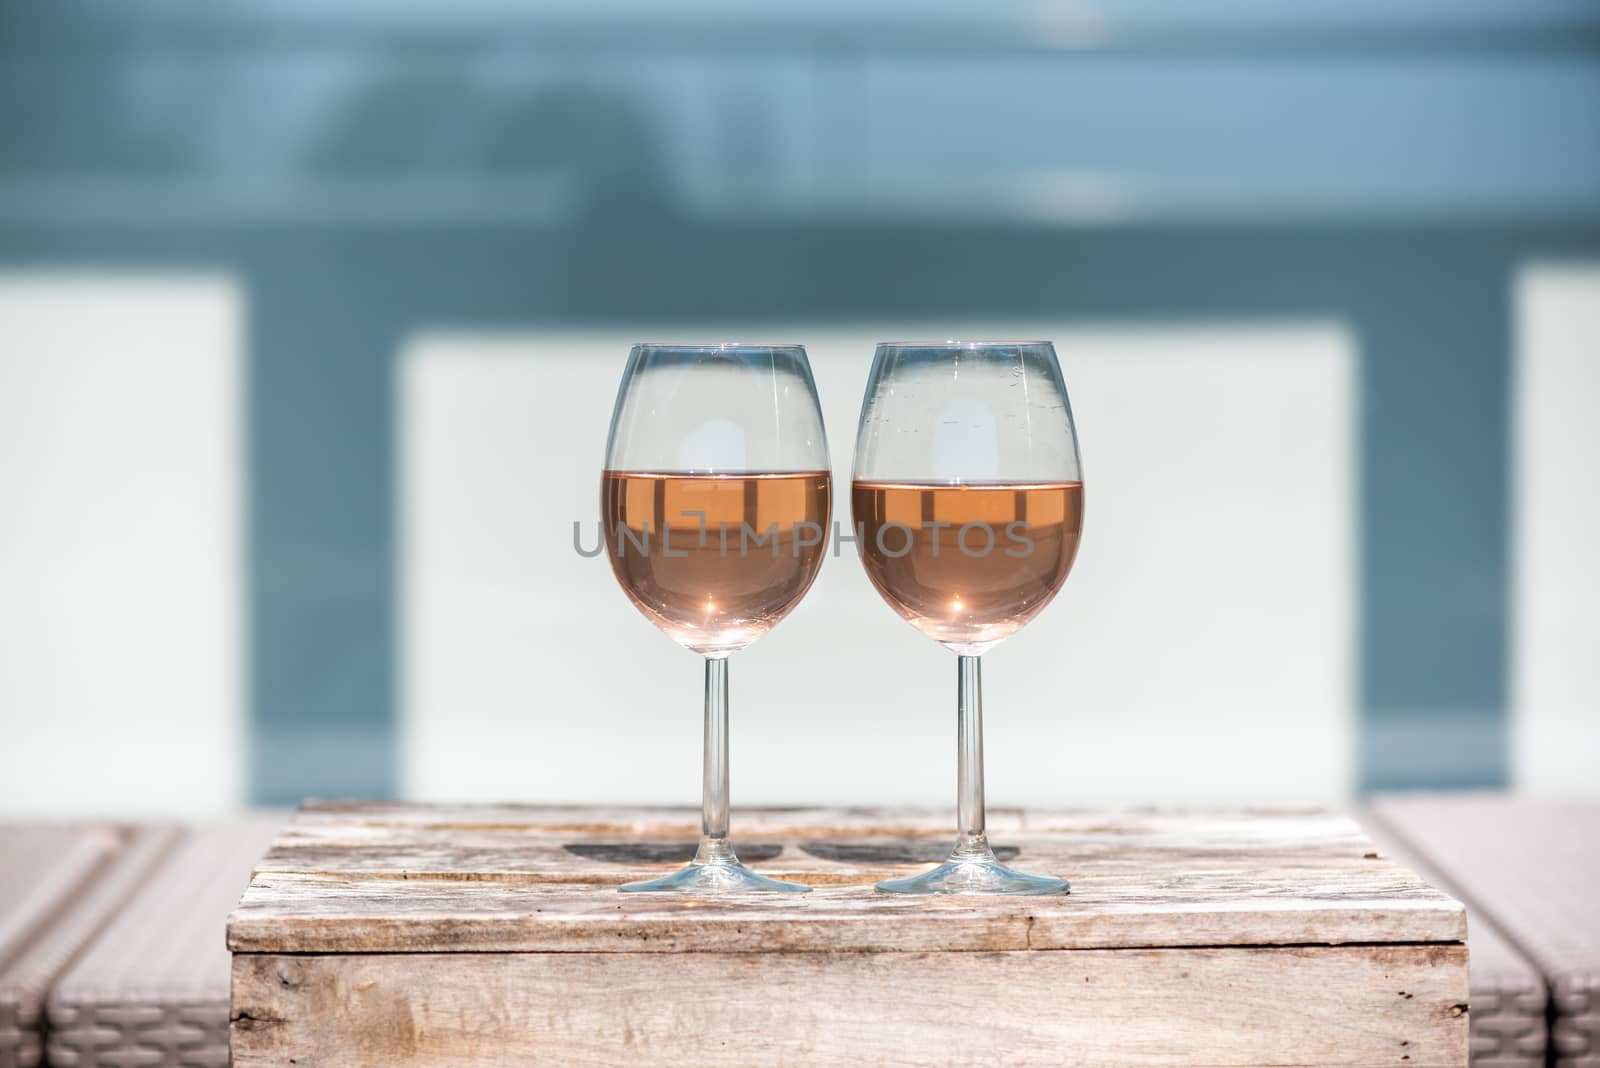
top-left (231, 1007), bottom-right (286, 1031)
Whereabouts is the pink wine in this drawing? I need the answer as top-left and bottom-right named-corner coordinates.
top-left (602, 471), bottom-right (832, 656)
top-left (851, 480), bottom-right (1084, 653)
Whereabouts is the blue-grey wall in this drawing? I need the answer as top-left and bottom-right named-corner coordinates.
top-left (3, 1), bottom-right (1597, 801)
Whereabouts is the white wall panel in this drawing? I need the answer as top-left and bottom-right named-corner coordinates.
top-left (0, 274), bottom-right (243, 816)
top-left (1513, 264), bottom-right (1600, 796)
top-left (401, 324), bottom-right (1354, 805)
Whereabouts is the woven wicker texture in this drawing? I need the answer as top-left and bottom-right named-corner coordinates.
top-left (1371, 794), bottom-right (1600, 1068)
top-left (0, 827), bottom-right (123, 1068)
top-left (46, 818), bottom-right (284, 1068)
top-left (1365, 808), bottom-right (1548, 1067)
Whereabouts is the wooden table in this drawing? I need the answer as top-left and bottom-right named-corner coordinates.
top-left (229, 803), bottom-right (1469, 1067)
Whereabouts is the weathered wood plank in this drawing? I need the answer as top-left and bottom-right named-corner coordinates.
top-left (251, 825), bottom-right (1416, 884)
top-left (229, 867), bottom-right (1463, 955)
top-left (232, 945), bottom-right (1470, 1068)
top-left (255, 808), bottom-right (1380, 884)
top-left (229, 805), bottom-right (1465, 954)
top-left (230, 806), bottom-right (1470, 1066)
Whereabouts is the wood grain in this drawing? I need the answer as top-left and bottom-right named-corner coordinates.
top-left (232, 945), bottom-right (1470, 1068)
top-left (229, 868), bottom-right (1463, 955)
top-left (229, 805), bottom-right (1465, 954)
top-left (230, 805), bottom-right (1470, 1067)
top-left (255, 807), bottom-right (1374, 883)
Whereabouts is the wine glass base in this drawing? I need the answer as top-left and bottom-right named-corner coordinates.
top-left (876, 857), bottom-right (1070, 896)
top-left (620, 860), bottom-right (812, 894)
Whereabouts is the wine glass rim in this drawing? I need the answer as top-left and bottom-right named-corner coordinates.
top-left (877, 339), bottom-right (1053, 349)
top-left (631, 341), bottom-right (806, 352)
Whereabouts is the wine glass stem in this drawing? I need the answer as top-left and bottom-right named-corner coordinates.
top-left (697, 655), bottom-right (734, 864)
top-left (955, 654), bottom-right (992, 860)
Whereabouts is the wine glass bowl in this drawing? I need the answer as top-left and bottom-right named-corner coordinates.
top-left (852, 480), bottom-right (1083, 655)
top-left (851, 341), bottom-right (1083, 894)
top-left (601, 343), bottom-right (830, 893)
top-left (602, 470), bottom-right (831, 656)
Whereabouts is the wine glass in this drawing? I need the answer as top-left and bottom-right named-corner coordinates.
top-left (852, 341), bottom-right (1083, 894)
top-left (602, 343), bottom-right (831, 893)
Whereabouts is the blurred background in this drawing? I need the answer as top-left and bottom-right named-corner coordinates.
top-left (1, 0), bottom-right (1597, 817)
